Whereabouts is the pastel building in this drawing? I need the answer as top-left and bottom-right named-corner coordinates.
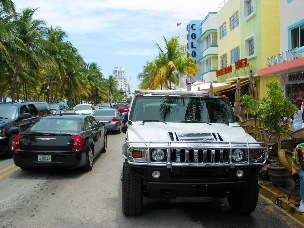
top-left (258, 0), bottom-right (304, 100)
top-left (216, 0), bottom-right (280, 98)
top-left (186, 20), bottom-right (202, 81)
top-left (198, 12), bottom-right (218, 83)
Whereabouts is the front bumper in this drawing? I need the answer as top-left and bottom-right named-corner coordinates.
top-left (0, 137), bottom-right (9, 154)
top-left (128, 164), bottom-right (260, 198)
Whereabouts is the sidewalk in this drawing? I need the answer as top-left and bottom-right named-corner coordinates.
top-left (258, 172), bottom-right (304, 224)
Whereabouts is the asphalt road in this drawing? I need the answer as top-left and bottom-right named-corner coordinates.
top-left (0, 132), bottom-right (302, 228)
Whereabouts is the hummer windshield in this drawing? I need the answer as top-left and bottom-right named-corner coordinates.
top-left (130, 96), bottom-right (235, 124)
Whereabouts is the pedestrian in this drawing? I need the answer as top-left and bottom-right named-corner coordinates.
top-left (291, 143), bottom-right (304, 212)
top-left (291, 98), bottom-right (304, 131)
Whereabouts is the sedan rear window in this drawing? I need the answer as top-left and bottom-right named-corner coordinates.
top-left (93, 110), bottom-right (116, 116)
top-left (30, 118), bottom-right (80, 132)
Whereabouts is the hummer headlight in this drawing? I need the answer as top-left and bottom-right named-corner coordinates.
top-left (232, 149), bottom-right (244, 162)
top-left (151, 149), bottom-right (166, 162)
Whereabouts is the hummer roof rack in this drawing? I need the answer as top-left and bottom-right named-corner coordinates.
top-left (134, 90), bottom-right (209, 96)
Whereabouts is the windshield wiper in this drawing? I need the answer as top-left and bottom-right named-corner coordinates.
top-left (181, 120), bottom-right (208, 123)
top-left (142, 120), bottom-right (160, 123)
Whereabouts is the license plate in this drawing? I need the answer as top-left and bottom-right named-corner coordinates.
top-left (38, 155), bottom-right (51, 162)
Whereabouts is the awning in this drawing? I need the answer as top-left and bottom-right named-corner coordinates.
top-left (257, 57), bottom-right (304, 76)
top-left (217, 76), bottom-right (250, 93)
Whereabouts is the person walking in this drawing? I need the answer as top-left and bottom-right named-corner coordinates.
top-left (291, 98), bottom-right (304, 132)
top-left (291, 143), bottom-right (304, 212)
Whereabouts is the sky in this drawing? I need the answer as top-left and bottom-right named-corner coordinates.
top-left (13, 0), bottom-right (224, 92)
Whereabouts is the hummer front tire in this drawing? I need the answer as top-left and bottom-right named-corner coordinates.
top-left (122, 162), bottom-right (143, 216)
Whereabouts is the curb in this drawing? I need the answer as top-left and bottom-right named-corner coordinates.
top-left (259, 180), bottom-right (304, 224)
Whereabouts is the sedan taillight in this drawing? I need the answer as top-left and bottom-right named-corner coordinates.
top-left (72, 134), bottom-right (83, 150)
top-left (13, 134), bottom-right (20, 150)
top-left (112, 117), bottom-right (119, 122)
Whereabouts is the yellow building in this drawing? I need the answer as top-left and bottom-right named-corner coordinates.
top-left (216, 0), bottom-right (280, 99)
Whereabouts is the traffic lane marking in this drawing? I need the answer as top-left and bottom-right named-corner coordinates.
top-left (0, 164), bottom-right (20, 179)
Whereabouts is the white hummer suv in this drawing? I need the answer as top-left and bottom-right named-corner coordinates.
top-left (121, 90), bottom-right (268, 216)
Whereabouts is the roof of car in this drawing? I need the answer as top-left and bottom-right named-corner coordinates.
top-left (0, 102), bottom-right (33, 106)
top-left (42, 114), bottom-right (86, 120)
top-left (135, 90), bottom-right (209, 96)
top-left (75, 103), bottom-right (92, 106)
top-left (0, 102), bottom-right (20, 106)
top-left (93, 108), bottom-right (116, 112)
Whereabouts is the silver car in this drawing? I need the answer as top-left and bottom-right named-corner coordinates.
top-left (92, 108), bottom-right (122, 133)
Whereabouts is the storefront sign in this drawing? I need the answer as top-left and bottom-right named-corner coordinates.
top-left (267, 48), bottom-right (300, 67)
top-left (216, 65), bottom-right (232, 77)
top-left (235, 58), bottom-right (249, 70)
top-left (216, 58), bottom-right (249, 77)
top-left (288, 72), bottom-right (304, 81)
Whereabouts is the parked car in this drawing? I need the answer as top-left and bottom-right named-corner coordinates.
top-left (74, 104), bottom-right (94, 115)
top-left (13, 114), bottom-right (107, 171)
top-left (113, 102), bottom-right (129, 113)
top-left (0, 102), bottom-right (41, 158)
top-left (26, 101), bottom-right (52, 116)
top-left (95, 102), bottom-right (113, 109)
top-left (92, 108), bottom-right (122, 133)
top-left (49, 102), bottom-right (71, 115)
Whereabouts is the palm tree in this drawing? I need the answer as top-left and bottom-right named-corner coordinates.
top-left (0, 1), bottom-right (16, 101)
top-left (84, 62), bottom-right (105, 104)
top-left (106, 75), bottom-right (119, 102)
top-left (8, 8), bottom-right (46, 101)
top-left (0, 0), bottom-right (15, 14)
top-left (139, 36), bottom-right (199, 90)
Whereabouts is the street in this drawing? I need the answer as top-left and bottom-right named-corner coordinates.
top-left (0, 132), bottom-right (302, 228)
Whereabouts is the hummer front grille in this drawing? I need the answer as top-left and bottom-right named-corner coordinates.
top-left (125, 141), bottom-right (268, 165)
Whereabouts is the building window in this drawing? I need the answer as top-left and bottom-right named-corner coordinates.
top-left (245, 34), bottom-right (256, 58)
top-left (231, 46), bottom-right (240, 64)
top-left (244, 0), bottom-right (256, 20)
top-left (202, 58), bottom-right (212, 74)
top-left (212, 33), bottom-right (218, 45)
top-left (220, 22), bottom-right (227, 39)
top-left (221, 53), bottom-right (228, 68)
top-left (230, 11), bottom-right (239, 31)
top-left (291, 23), bottom-right (304, 49)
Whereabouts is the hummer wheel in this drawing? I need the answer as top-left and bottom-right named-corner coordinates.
top-left (122, 162), bottom-right (142, 216)
top-left (227, 174), bottom-right (259, 215)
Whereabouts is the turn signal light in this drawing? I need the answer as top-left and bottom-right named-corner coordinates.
top-left (72, 134), bottom-right (83, 150)
top-left (251, 151), bottom-right (260, 159)
top-left (132, 150), bottom-right (142, 158)
top-left (112, 117), bottom-right (119, 122)
top-left (13, 134), bottom-right (21, 150)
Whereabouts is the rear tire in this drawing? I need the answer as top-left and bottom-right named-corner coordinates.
top-left (82, 147), bottom-right (93, 171)
top-left (122, 162), bottom-right (143, 216)
top-left (227, 174), bottom-right (259, 215)
top-left (101, 135), bottom-right (107, 153)
top-left (20, 166), bottom-right (31, 171)
top-left (116, 125), bottom-right (121, 134)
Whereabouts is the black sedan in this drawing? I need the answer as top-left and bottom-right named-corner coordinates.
top-left (13, 114), bottom-right (107, 171)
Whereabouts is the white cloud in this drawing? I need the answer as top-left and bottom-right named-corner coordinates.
top-left (13, 0), bottom-right (223, 90)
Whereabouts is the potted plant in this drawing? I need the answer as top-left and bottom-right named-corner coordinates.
top-left (241, 79), bottom-right (297, 186)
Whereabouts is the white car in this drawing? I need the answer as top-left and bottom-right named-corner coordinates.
top-left (74, 104), bottom-right (94, 115)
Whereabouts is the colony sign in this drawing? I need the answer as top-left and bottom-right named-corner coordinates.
top-left (190, 24), bottom-right (196, 58)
